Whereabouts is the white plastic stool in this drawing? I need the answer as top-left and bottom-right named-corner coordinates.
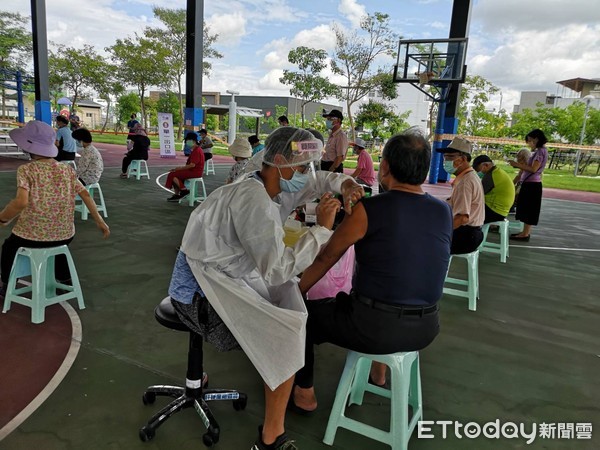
top-left (443, 250), bottom-right (479, 311)
top-left (75, 183), bottom-right (108, 220)
top-left (61, 159), bottom-right (77, 170)
top-left (179, 177), bottom-right (207, 207)
top-left (480, 220), bottom-right (509, 263)
top-left (127, 160), bottom-right (150, 180)
top-left (324, 351), bottom-right (422, 450)
top-left (2, 245), bottom-right (85, 324)
top-left (204, 158), bottom-right (215, 176)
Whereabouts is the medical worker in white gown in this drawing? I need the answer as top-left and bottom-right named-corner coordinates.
top-left (168, 127), bottom-right (364, 449)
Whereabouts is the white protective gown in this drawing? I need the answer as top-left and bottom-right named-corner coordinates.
top-left (181, 171), bottom-right (351, 390)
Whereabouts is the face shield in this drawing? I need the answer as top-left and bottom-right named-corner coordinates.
top-left (263, 127), bottom-right (323, 182)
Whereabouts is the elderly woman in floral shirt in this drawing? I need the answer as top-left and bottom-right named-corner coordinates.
top-left (72, 128), bottom-right (104, 185)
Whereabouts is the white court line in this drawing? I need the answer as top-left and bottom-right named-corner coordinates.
top-left (511, 245), bottom-right (600, 251)
top-left (155, 172), bottom-right (173, 193)
top-left (0, 302), bottom-right (82, 441)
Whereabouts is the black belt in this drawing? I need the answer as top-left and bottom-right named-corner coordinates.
top-left (353, 293), bottom-right (438, 316)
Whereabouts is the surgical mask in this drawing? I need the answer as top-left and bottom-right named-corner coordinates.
top-left (185, 140), bottom-right (195, 147)
top-left (325, 120), bottom-right (333, 130)
top-left (279, 169), bottom-right (309, 193)
top-left (477, 171), bottom-right (484, 179)
top-left (443, 160), bottom-right (457, 174)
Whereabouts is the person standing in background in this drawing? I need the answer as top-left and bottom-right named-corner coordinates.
top-left (508, 129), bottom-right (548, 242)
top-left (321, 109), bottom-right (348, 173)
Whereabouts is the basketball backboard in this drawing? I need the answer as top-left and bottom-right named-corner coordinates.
top-left (393, 38), bottom-right (468, 85)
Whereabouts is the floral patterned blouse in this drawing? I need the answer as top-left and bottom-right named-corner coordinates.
top-left (76, 144), bottom-right (104, 185)
top-left (12, 159), bottom-right (85, 241)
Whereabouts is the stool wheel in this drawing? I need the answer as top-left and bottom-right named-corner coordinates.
top-left (139, 425), bottom-right (155, 442)
top-left (233, 393), bottom-right (247, 411)
top-left (203, 429), bottom-right (219, 447)
top-left (142, 391), bottom-right (156, 405)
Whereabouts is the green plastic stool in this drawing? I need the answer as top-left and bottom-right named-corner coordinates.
top-left (179, 177), bottom-right (207, 207)
top-left (204, 158), bottom-right (215, 176)
top-left (480, 220), bottom-right (509, 263)
top-left (75, 182), bottom-right (108, 220)
top-left (324, 351), bottom-right (422, 450)
top-left (127, 160), bottom-right (150, 180)
top-left (2, 245), bottom-right (85, 324)
top-left (443, 249), bottom-right (479, 311)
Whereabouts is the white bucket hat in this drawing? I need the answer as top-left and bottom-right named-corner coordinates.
top-left (229, 137), bottom-right (252, 158)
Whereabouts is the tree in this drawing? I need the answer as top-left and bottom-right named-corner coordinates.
top-left (279, 47), bottom-right (339, 127)
top-left (48, 44), bottom-right (106, 114)
top-left (330, 12), bottom-right (399, 140)
top-left (457, 75), bottom-right (509, 137)
top-left (144, 7), bottom-right (222, 139)
top-left (355, 100), bottom-right (410, 140)
top-left (90, 61), bottom-right (124, 131)
top-left (157, 91), bottom-right (182, 128)
top-left (0, 11), bottom-right (32, 117)
top-left (116, 92), bottom-right (141, 127)
top-left (107, 35), bottom-right (170, 128)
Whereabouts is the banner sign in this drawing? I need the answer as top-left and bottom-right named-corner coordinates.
top-left (158, 112), bottom-right (176, 158)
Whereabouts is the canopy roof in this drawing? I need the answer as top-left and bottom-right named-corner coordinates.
top-left (203, 104), bottom-right (263, 118)
top-left (557, 78), bottom-right (600, 93)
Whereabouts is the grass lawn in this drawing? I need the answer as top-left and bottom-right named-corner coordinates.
top-left (91, 132), bottom-right (599, 193)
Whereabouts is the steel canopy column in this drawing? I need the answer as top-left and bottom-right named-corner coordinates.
top-left (184, 0), bottom-right (204, 131)
top-left (31, 0), bottom-right (51, 124)
top-left (431, 0), bottom-right (472, 183)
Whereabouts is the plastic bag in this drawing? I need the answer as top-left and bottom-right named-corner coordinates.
top-left (307, 246), bottom-right (355, 300)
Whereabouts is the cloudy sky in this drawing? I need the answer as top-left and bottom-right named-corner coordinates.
top-left (5, 0), bottom-right (600, 113)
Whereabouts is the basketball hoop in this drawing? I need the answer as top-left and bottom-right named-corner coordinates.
top-left (418, 71), bottom-right (436, 86)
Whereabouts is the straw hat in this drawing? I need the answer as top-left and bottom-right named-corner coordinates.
top-left (229, 137), bottom-right (252, 158)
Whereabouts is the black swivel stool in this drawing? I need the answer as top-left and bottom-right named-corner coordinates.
top-left (139, 297), bottom-right (247, 447)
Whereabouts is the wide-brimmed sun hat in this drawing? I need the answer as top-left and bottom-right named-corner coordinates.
top-left (228, 137), bottom-right (252, 158)
top-left (9, 120), bottom-right (58, 157)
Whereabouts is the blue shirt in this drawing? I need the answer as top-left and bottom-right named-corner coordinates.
top-left (353, 191), bottom-right (453, 306)
top-left (252, 143), bottom-right (265, 156)
top-left (169, 251), bottom-right (204, 304)
top-left (56, 126), bottom-right (76, 152)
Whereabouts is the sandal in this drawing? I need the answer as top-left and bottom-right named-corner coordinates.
top-left (119, 173), bottom-right (127, 178)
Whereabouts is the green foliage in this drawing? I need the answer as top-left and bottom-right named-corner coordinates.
top-left (144, 7), bottom-right (222, 138)
top-left (157, 92), bottom-right (182, 126)
top-left (355, 100), bottom-right (410, 140)
top-left (144, 97), bottom-right (158, 127)
top-left (107, 35), bottom-right (170, 128)
top-left (116, 92), bottom-right (141, 124)
top-left (329, 12), bottom-right (399, 139)
top-left (205, 114), bottom-right (219, 131)
top-left (457, 75), bottom-right (509, 137)
top-left (509, 101), bottom-right (600, 144)
top-left (279, 46), bottom-right (339, 126)
top-left (48, 44), bottom-right (105, 112)
top-left (0, 11), bottom-right (32, 71)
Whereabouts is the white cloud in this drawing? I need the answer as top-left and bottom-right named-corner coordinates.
top-left (338, 0), bottom-right (366, 28)
top-left (207, 12), bottom-right (248, 46)
top-left (258, 69), bottom-right (286, 91)
top-left (468, 24), bottom-right (600, 94)
top-left (260, 24), bottom-right (335, 71)
top-left (475, 0), bottom-right (600, 33)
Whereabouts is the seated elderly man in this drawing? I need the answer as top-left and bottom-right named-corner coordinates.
top-left (438, 137), bottom-right (485, 254)
top-left (292, 131), bottom-right (453, 412)
top-left (167, 127), bottom-right (365, 450)
top-left (472, 154), bottom-right (515, 223)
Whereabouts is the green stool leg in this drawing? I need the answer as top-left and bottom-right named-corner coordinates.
top-left (324, 351), bottom-right (422, 450)
top-left (348, 357), bottom-right (372, 406)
